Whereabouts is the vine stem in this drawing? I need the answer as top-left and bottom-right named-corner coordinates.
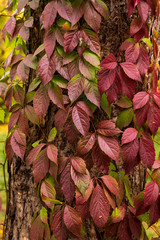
top-left (153, 140), bottom-right (160, 146)
top-left (2, 157), bottom-right (8, 239)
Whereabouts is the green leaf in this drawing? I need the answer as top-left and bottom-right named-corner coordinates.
top-left (28, 78), bottom-right (41, 92)
top-left (0, 109), bottom-right (5, 123)
top-left (100, 93), bottom-right (111, 118)
top-left (123, 174), bottom-right (134, 207)
top-left (52, 75), bottom-right (68, 89)
top-left (141, 38), bottom-right (152, 49)
top-left (41, 196), bottom-right (62, 205)
top-left (48, 127), bottom-right (57, 142)
top-left (32, 139), bottom-right (42, 147)
top-left (40, 207), bottom-right (48, 224)
top-left (115, 96), bottom-right (132, 108)
top-left (116, 108), bottom-right (134, 129)
top-left (83, 49), bottom-right (100, 69)
top-left (25, 92), bottom-right (35, 104)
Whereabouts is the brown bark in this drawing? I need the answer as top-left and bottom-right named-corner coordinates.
top-left (5, 0), bottom-right (145, 239)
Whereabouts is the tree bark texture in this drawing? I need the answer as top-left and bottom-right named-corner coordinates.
top-left (5, 0), bottom-right (146, 239)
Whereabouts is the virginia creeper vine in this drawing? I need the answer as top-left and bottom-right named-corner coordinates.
top-left (0, 0), bottom-right (160, 239)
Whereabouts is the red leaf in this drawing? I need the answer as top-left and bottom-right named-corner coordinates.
top-left (42, 1), bottom-right (57, 30)
top-left (8, 110), bottom-right (20, 132)
top-left (97, 120), bottom-right (122, 137)
top-left (76, 180), bottom-right (93, 204)
top-left (125, 43), bottom-right (140, 63)
top-left (55, 108), bottom-right (68, 131)
top-left (44, 29), bottom-right (56, 59)
top-left (134, 0), bottom-right (141, 7)
top-left (84, 2), bottom-right (101, 33)
top-left (60, 163), bottom-right (75, 205)
top-left (48, 82), bottom-right (64, 110)
top-left (89, 183), bottom-right (110, 228)
top-left (91, 0), bottom-right (108, 19)
top-left (17, 60), bottom-right (29, 82)
top-left (148, 101), bottom-right (160, 136)
top-left (52, 210), bottom-right (67, 240)
top-left (118, 216), bottom-right (132, 240)
top-left (98, 135), bottom-right (119, 161)
top-left (25, 105), bottom-right (39, 125)
top-left (82, 29), bottom-right (100, 55)
top-left (84, 80), bottom-right (100, 108)
top-left (68, 74), bottom-right (85, 102)
top-left (79, 58), bottom-right (95, 81)
top-left (110, 206), bottom-right (125, 223)
top-left (11, 129), bottom-right (26, 160)
top-left (72, 104), bottom-right (90, 136)
top-left (144, 181), bottom-right (159, 206)
top-left (28, 0), bottom-right (40, 10)
top-left (54, 50), bottom-right (70, 80)
top-left (55, 28), bottom-right (64, 46)
top-left (121, 128), bottom-right (138, 145)
top-left (139, 133), bottom-right (155, 169)
top-left (14, 85), bottom-right (25, 104)
top-left (41, 178), bottom-right (56, 208)
top-left (71, 0), bottom-right (85, 26)
top-left (135, 103), bottom-right (149, 128)
top-left (120, 40), bottom-right (134, 51)
top-left (26, 143), bottom-right (46, 165)
top-left (76, 199), bottom-right (90, 221)
top-left (63, 205), bottom-right (82, 238)
top-left (38, 54), bottom-right (56, 86)
top-left (5, 138), bottom-right (14, 164)
top-left (64, 112), bottom-right (79, 143)
top-left (120, 62), bottom-right (142, 82)
top-left (101, 175), bottom-right (119, 196)
top-left (134, 192), bottom-right (149, 216)
top-left (71, 166), bottom-right (90, 196)
top-left (76, 133), bottom-right (95, 155)
top-left (33, 148), bottom-right (49, 184)
top-left (153, 92), bottom-right (160, 107)
top-left (71, 156), bottom-right (86, 174)
top-left (19, 25), bottom-right (29, 41)
top-left (33, 85), bottom-right (50, 122)
top-left (122, 140), bottom-right (140, 173)
top-left (137, 1), bottom-right (149, 23)
top-left (100, 53), bottom-right (117, 69)
top-left (76, 101), bottom-right (93, 117)
top-left (10, 54), bottom-right (22, 65)
top-left (98, 68), bottom-right (116, 94)
top-left (133, 91), bottom-right (149, 110)
top-left (24, 17), bottom-right (34, 28)
top-left (64, 31), bottom-right (79, 53)
top-left (23, 54), bottom-right (37, 69)
top-left (128, 213), bottom-right (142, 239)
top-left (18, 108), bottom-right (29, 135)
top-left (149, 196), bottom-right (160, 225)
top-left (5, 17), bottom-right (16, 36)
top-left (92, 143), bottom-right (110, 174)
top-left (130, 18), bottom-right (143, 36)
top-left (47, 144), bottom-right (58, 165)
top-left (119, 68), bottom-right (136, 100)
top-left (4, 50), bottom-right (14, 69)
top-left (58, 0), bottom-right (72, 22)
top-left (30, 215), bottom-right (45, 240)
top-left (18, 0), bottom-right (28, 12)
top-left (106, 72), bottom-right (122, 104)
top-left (137, 46), bottom-right (150, 76)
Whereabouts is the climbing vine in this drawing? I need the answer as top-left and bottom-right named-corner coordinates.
top-left (0, 0), bottom-right (160, 239)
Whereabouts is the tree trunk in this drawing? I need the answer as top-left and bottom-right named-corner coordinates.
top-left (5, 0), bottom-right (145, 239)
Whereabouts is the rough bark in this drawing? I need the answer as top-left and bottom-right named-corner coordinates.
top-left (5, 0), bottom-right (145, 239)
